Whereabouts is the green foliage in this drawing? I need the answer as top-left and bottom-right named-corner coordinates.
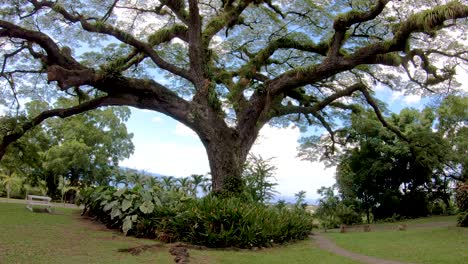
top-left (429, 199), bottom-right (447, 215)
top-left (242, 154), bottom-right (278, 203)
top-left (457, 211), bottom-right (468, 227)
top-left (0, 98), bottom-right (134, 199)
top-left (218, 175), bottom-right (245, 198)
top-left (172, 195), bottom-right (314, 248)
top-left (314, 186), bottom-right (362, 229)
top-left (0, 172), bottom-right (23, 199)
top-left (455, 181), bottom-right (468, 211)
top-left (78, 187), bottom-right (314, 248)
top-left (332, 98), bottom-right (467, 220)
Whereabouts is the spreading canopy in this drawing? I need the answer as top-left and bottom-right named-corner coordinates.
top-left (1, 0), bottom-right (467, 191)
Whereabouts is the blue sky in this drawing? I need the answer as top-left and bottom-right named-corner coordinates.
top-left (119, 82), bottom-right (452, 201)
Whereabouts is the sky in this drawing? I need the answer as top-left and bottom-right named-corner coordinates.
top-left (119, 84), bottom-right (440, 201)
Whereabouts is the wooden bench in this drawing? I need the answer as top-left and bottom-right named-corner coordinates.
top-left (26, 195), bottom-right (53, 213)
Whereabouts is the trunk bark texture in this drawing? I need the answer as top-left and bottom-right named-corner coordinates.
top-left (194, 109), bottom-right (260, 192)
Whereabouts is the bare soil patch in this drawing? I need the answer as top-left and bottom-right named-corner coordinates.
top-left (117, 243), bottom-right (165, 255)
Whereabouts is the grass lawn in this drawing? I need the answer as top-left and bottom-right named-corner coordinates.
top-left (326, 216), bottom-right (468, 264)
top-left (0, 202), bottom-right (358, 264)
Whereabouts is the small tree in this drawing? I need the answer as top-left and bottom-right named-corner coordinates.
top-left (295, 190), bottom-right (307, 209)
top-left (243, 155), bottom-right (278, 203)
top-left (0, 172), bottom-right (23, 200)
top-left (315, 187), bottom-right (341, 230)
top-left (58, 176), bottom-right (78, 204)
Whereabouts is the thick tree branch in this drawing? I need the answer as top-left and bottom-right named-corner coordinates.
top-left (328, 0), bottom-right (389, 57)
top-left (203, 1), bottom-right (253, 44)
top-left (272, 83), bottom-right (365, 117)
top-left (0, 96), bottom-right (119, 160)
top-left (27, 0), bottom-right (193, 82)
top-left (359, 88), bottom-right (408, 142)
top-left (188, 0), bottom-right (204, 85)
top-left (161, 0), bottom-right (190, 24)
top-left (0, 20), bottom-right (82, 69)
top-left (267, 1), bottom-right (468, 96)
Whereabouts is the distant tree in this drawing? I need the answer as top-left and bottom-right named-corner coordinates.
top-left (294, 190), bottom-right (307, 208)
top-left (334, 96), bottom-right (466, 219)
top-left (0, 172), bottom-right (23, 200)
top-left (58, 176), bottom-right (78, 204)
top-left (41, 98), bottom-right (134, 186)
top-left (315, 186), bottom-right (341, 229)
top-left (190, 174), bottom-right (205, 197)
top-left (1, 1), bottom-right (467, 193)
top-left (161, 176), bottom-right (176, 191)
top-left (436, 95), bottom-right (468, 182)
top-left (177, 177), bottom-right (193, 195)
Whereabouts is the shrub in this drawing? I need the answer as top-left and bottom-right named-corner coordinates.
top-left (77, 187), bottom-right (314, 248)
top-left (458, 212), bottom-right (468, 227)
top-left (170, 195), bottom-right (313, 248)
top-left (429, 199), bottom-right (447, 215)
top-left (455, 182), bottom-right (468, 211)
top-left (337, 206), bottom-right (362, 225)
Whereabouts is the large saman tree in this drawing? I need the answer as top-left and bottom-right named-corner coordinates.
top-left (0, 0), bottom-right (467, 192)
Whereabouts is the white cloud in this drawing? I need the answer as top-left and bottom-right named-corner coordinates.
top-left (151, 116), bottom-right (163, 123)
top-left (403, 94), bottom-right (421, 104)
top-left (251, 125), bottom-right (336, 200)
top-left (122, 123), bottom-right (335, 199)
top-left (390, 90), bottom-right (421, 105)
top-left (0, 105), bottom-right (7, 115)
top-left (174, 123), bottom-right (197, 138)
top-left (120, 141), bottom-right (209, 177)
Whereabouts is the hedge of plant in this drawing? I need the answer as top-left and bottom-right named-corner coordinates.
top-left (456, 181), bottom-right (468, 227)
top-left (77, 186), bottom-right (314, 248)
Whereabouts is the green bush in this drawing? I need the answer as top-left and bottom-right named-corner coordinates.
top-left (337, 206), bottom-right (362, 225)
top-left (430, 199), bottom-right (447, 215)
top-left (458, 212), bottom-right (468, 227)
top-left (77, 187), bottom-right (314, 248)
top-left (455, 182), bottom-right (468, 211)
top-left (170, 195), bottom-right (313, 248)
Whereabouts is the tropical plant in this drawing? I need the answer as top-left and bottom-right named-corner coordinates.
top-left (0, 172), bottom-right (23, 200)
top-left (190, 174), bottom-right (205, 197)
top-left (58, 176), bottom-right (79, 204)
top-left (78, 186), bottom-right (314, 247)
top-left (243, 155), bottom-right (278, 203)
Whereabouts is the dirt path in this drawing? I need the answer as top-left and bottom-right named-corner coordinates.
top-left (312, 233), bottom-right (409, 264)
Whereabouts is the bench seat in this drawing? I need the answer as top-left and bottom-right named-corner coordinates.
top-left (26, 195), bottom-right (54, 213)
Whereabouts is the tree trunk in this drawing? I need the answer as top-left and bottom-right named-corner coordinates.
top-left (366, 208), bottom-right (370, 224)
top-left (196, 115), bottom-right (259, 193)
top-left (203, 132), bottom-right (256, 193)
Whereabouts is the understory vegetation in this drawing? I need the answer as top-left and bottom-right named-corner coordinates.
top-left (77, 185), bottom-right (313, 248)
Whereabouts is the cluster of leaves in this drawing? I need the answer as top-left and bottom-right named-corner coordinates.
top-left (314, 186), bottom-right (362, 230)
top-left (0, 97), bottom-right (134, 200)
top-left (242, 154), bottom-right (278, 203)
top-left (77, 186), bottom-right (314, 248)
top-left (456, 181), bottom-right (468, 227)
top-left (330, 95), bottom-right (467, 221)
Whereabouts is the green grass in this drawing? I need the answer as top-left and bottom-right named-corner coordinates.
top-left (326, 217), bottom-right (468, 264)
top-left (0, 202), bottom-right (358, 264)
top-left (190, 241), bottom-right (359, 264)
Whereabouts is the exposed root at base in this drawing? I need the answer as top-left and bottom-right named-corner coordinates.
top-left (169, 243), bottom-right (190, 263)
top-left (118, 244), bottom-right (164, 255)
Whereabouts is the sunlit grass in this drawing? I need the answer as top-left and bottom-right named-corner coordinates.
top-left (326, 216), bottom-right (468, 264)
top-left (0, 202), bottom-right (358, 264)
